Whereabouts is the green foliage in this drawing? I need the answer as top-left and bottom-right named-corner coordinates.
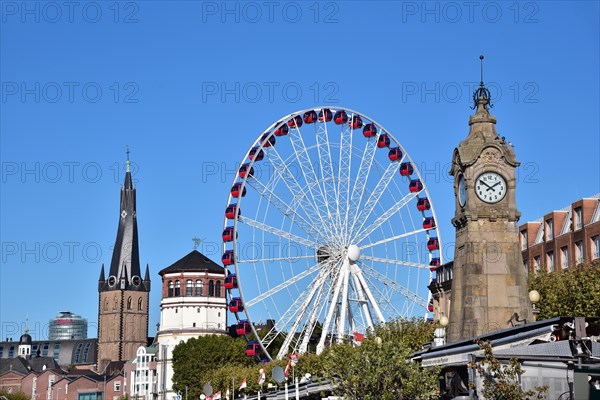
top-left (528, 262), bottom-right (600, 319)
top-left (0, 391), bottom-right (31, 400)
top-left (472, 340), bottom-right (547, 400)
top-left (322, 318), bottom-right (440, 400)
top-left (171, 335), bottom-right (255, 397)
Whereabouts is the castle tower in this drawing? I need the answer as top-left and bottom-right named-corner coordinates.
top-left (447, 59), bottom-right (532, 342)
top-left (97, 154), bottom-right (150, 368)
top-left (155, 249), bottom-right (227, 400)
top-left (18, 321), bottom-right (32, 359)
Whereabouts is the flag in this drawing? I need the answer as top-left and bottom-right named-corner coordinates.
top-left (354, 331), bottom-right (364, 344)
top-left (284, 360), bottom-right (291, 378)
top-left (257, 368), bottom-right (266, 385)
top-left (212, 391), bottom-right (221, 400)
top-left (239, 378), bottom-right (247, 390)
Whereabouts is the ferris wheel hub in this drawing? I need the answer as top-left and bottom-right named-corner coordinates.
top-left (347, 244), bottom-right (360, 262)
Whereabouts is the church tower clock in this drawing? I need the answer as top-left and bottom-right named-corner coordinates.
top-left (97, 152), bottom-right (150, 369)
top-left (447, 58), bottom-right (532, 342)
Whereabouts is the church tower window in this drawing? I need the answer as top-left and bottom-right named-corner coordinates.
top-left (186, 280), bottom-right (193, 296)
top-left (195, 280), bottom-right (203, 296)
top-left (215, 281), bottom-right (221, 297)
top-left (127, 296), bottom-right (132, 310)
top-left (175, 280), bottom-right (181, 296)
top-left (138, 298), bottom-right (143, 311)
top-left (208, 280), bottom-right (214, 296)
top-left (168, 281), bottom-right (174, 297)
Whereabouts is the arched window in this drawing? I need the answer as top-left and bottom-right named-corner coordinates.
top-left (103, 299), bottom-right (108, 311)
top-left (113, 297), bottom-right (118, 310)
top-left (186, 280), bottom-right (193, 297)
top-left (127, 296), bottom-right (132, 310)
top-left (175, 281), bottom-right (181, 296)
top-left (195, 280), bottom-right (203, 296)
top-left (138, 298), bottom-right (143, 311)
top-left (208, 280), bottom-right (214, 296)
top-left (215, 281), bottom-right (221, 297)
top-left (168, 281), bottom-right (174, 297)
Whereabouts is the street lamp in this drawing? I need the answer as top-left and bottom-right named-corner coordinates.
top-left (529, 290), bottom-right (540, 321)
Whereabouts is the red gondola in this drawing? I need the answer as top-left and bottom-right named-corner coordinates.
top-left (377, 134), bottom-right (390, 148)
top-left (225, 204), bottom-right (240, 219)
top-left (363, 124), bottom-right (378, 138)
top-left (318, 108), bottom-right (333, 122)
top-left (349, 115), bottom-right (363, 129)
top-left (399, 162), bottom-right (413, 176)
top-left (388, 147), bottom-right (402, 162)
top-left (334, 110), bottom-right (348, 125)
top-left (229, 297), bottom-right (244, 313)
top-left (288, 115), bottom-right (303, 128)
top-left (416, 197), bottom-right (430, 211)
top-left (224, 273), bottom-right (238, 289)
top-left (429, 257), bottom-right (440, 270)
top-left (274, 124), bottom-right (289, 137)
top-left (245, 340), bottom-right (261, 356)
top-left (428, 303), bottom-right (434, 312)
top-left (409, 179), bottom-right (423, 193)
top-left (231, 183), bottom-right (247, 198)
top-left (303, 110), bottom-right (318, 124)
top-left (261, 133), bottom-right (276, 148)
top-left (423, 217), bottom-right (436, 229)
top-left (239, 164), bottom-right (254, 179)
top-left (222, 227), bottom-right (236, 242)
top-left (236, 320), bottom-right (251, 336)
top-left (249, 147), bottom-right (264, 161)
top-left (222, 250), bottom-right (235, 266)
top-left (427, 238), bottom-right (439, 251)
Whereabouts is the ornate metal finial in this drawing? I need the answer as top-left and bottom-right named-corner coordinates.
top-left (192, 237), bottom-right (202, 250)
top-left (126, 145), bottom-right (131, 173)
top-left (471, 55), bottom-right (493, 110)
top-left (25, 315), bottom-right (29, 334)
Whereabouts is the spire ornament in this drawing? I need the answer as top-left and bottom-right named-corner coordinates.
top-left (126, 145), bottom-right (131, 173)
top-left (471, 55), bottom-right (493, 110)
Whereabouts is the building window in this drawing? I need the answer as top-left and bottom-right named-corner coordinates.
top-left (82, 343), bottom-right (91, 362)
top-left (533, 256), bottom-right (541, 275)
top-left (138, 298), bottom-right (143, 311)
top-left (546, 219), bottom-right (553, 240)
top-left (547, 251), bottom-right (554, 272)
top-left (127, 296), bottom-right (132, 310)
top-left (114, 382), bottom-right (121, 392)
top-left (42, 343), bottom-right (49, 356)
top-left (175, 280), bottom-right (181, 296)
top-left (186, 280), bottom-right (193, 297)
top-left (104, 299), bottom-right (108, 311)
top-left (208, 280), bottom-right (214, 296)
top-left (592, 236), bottom-right (600, 260)
top-left (216, 281), bottom-right (221, 297)
top-left (561, 247), bottom-right (569, 269)
top-left (576, 241), bottom-right (584, 264)
top-left (0, 346), bottom-right (4, 358)
top-left (575, 207), bottom-right (583, 229)
top-left (168, 281), bottom-right (174, 297)
top-left (520, 230), bottom-right (528, 250)
top-left (195, 280), bottom-right (203, 296)
top-left (8, 345), bottom-right (15, 358)
top-left (53, 344), bottom-right (61, 362)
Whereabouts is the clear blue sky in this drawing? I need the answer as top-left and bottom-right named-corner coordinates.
top-left (1, 1), bottom-right (599, 340)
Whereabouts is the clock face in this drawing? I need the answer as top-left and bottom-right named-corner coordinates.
top-left (458, 175), bottom-right (467, 207)
top-left (476, 172), bottom-right (507, 203)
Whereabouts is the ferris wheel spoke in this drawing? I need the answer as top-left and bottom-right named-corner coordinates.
top-left (245, 177), bottom-right (322, 240)
top-left (314, 122), bottom-right (340, 235)
top-left (337, 262), bottom-right (352, 342)
top-left (316, 258), bottom-right (349, 354)
top-left (350, 266), bottom-right (374, 330)
top-left (274, 267), bottom-right (331, 358)
top-left (360, 273), bottom-right (403, 318)
top-left (264, 147), bottom-right (326, 234)
top-left (288, 126), bottom-right (337, 241)
top-left (360, 266), bottom-right (428, 309)
top-left (360, 255), bottom-right (430, 269)
top-left (245, 263), bottom-right (321, 308)
top-left (354, 192), bottom-right (418, 243)
top-left (337, 122), bottom-right (353, 240)
top-left (349, 162), bottom-right (399, 240)
top-left (238, 216), bottom-right (319, 250)
top-left (346, 137), bottom-right (378, 236)
top-left (351, 264), bottom-right (386, 325)
top-left (297, 272), bottom-right (330, 355)
top-left (361, 228), bottom-right (427, 249)
top-left (238, 254), bottom-right (315, 264)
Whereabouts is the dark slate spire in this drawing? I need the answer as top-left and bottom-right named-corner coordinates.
top-left (98, 263), bottom-right (106, 292)
top-left (143, 264), bottom-right (151, 291)
top-left (102, 149), bottom-right (144, 292)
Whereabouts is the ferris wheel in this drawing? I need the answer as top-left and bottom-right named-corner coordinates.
top-left (221, 107), bottom-right (442, 361)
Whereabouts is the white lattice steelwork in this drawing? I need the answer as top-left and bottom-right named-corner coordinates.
top-left (222, 107), bottom-right (443, 361)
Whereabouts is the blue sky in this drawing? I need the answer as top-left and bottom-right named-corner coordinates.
top-left (1, 1), bottom-right (599, 340)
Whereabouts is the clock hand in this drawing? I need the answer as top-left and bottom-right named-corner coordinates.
top-left (479, 180), bottom-right (493, 190)
top-left (486, 181), bottom-right (501, 191)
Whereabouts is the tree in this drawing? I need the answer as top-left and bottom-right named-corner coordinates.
top-left (0, 391), bottom-right (30, 400)
top-left (322, 318), bottom-right (440, 400)
top-left (471, 340), bottom-right (547, 400)
top-left (528, 262), bottom-right (600, 320)
top-left (171, 335), bottom-right (255, 398)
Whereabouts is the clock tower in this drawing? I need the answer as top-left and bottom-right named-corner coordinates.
top-left (447, 62), bottom-right (532, 342)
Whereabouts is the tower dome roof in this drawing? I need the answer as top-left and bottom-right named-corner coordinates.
top-left (19, 332), bottom-right (32, 345)
top-left (159, 250), bottom-right (224, 275)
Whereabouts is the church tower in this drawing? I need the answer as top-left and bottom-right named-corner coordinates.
top-left (447, 58), bottom-right (532, 342)
top-left (97, 153), bottom-right (150, 368)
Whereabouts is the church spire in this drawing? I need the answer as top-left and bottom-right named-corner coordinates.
top-left (101, 148), bottom-right (144, 291)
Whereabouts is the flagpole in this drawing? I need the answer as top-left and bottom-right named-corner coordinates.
top-left (284, 380), bottom-right (288, 400)
top-left (232, 377), bottom-right (234, 400)
top-left (295, 376), bottom-right (299, 400)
